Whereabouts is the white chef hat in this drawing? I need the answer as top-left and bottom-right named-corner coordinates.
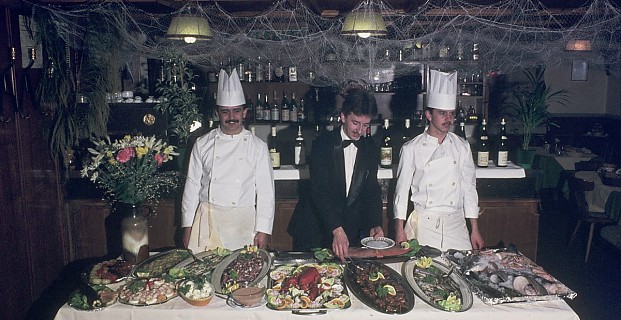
top-left (427, 70), bottom-right (457, 110)
top-left (216, 69), bottom-right (245, 107)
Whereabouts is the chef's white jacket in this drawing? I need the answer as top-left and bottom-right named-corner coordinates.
top-left (181, 127), bottom-right (275, 235)
top-left (393, 131), bottom-right (479, 220)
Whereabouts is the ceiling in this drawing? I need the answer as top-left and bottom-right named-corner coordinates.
top-left (35, 0), bottom-right (612, 16)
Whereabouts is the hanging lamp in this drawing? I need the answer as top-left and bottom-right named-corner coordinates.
top-left (342, 0), bottom-right (387, 38)
top-left (565, 39), bottom-right (592, 51)
top-left (166, 13), bottom-right (212, 43)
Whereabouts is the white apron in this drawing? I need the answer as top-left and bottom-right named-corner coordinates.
top-left (404, 136), bottom-right (472, 251)
top-left (188, 202), bottom-right (256, 252)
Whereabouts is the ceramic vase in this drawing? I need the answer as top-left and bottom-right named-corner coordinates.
top-left (115, 202), bottom-right (152, 264)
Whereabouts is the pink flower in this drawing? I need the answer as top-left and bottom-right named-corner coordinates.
top-left (116, 147), bottom-right (135, 163)
top-left (154, 153), bottom-right (164, 165)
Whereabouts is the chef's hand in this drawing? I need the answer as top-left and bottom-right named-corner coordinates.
top-left (394, 219), bottom-right (408, 245)
top-left (470, 229), bottom-right (484, 250)
top-left (182, 227), bottom-right (192, 248)
top-left (254, 232), bottom-right (269, 249)
top-left (369, 226), bottom-right (384, 239)
top-left (332, 227), bottom-right (349, 263)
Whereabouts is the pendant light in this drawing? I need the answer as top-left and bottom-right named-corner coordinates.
top-left (342, 0), bottom-right (387, 38)
top-left (167, 12), bottom-right (212, 43)
top-left (565, 39), bottom-right (592, 51)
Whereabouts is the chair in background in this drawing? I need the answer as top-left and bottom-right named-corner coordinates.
top-left (568, 175), bottom-right (614, 262)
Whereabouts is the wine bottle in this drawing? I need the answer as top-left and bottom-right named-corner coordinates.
top-left (280, 91), bottom-right (290, 122)
top-left (266, 61), bottom-right (273, 82)
top-left (255, 93), bottom-right (264, 121)
top-left (497, 118), bottom-right (509, 167)
top-left (269, 126), bottom-right (281, 169)
top-left (458, 121), bottom-right (467, 140)
top-left (380, 119), bottom-right (393, 169)
top-left (289, 92), bottom-right (298, 123)
top-left (271, 90), bottom-right (280, 122)
top-left (274, 60), bottom-right (285, 82)
top-left (477, 119), bottom-right (489, 168)
top-left (294, 126), bottom-right (306, 169)
top-left (297, 98), bottom-right (305, 123)
top-left (402, 118), bottom-right (413, 143)
top-left (245, 95), bottom-right (254, 123)
top-left (255, 56), bottom-right (264, 82)
top-left (263, 93), bottom-right (271, 121)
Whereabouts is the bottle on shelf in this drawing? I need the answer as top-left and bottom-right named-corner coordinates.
top-left (294, 126), bottom-right (306, 169)
top-left (497, 118), bottom-right (509, 167)
top-left (458, 121), bottom-right (467, 140)
top-left (245, 95), bottom-right (254, 123)
top-left (402, 118), bottom-right (413, 143)
top-left (273, 60), bottom-right (285, 82)
top-left (255, 93), bottom-right (264, 121)
top-left (289, 92), bottom-right (298, 123)
top-left (266, 61), bottom-right (273, 82)
top-left (476, 119), bottom-right (489, 167)
top-left (380, 119), bottom-right (393, 169)
top-left (255, 56), bottom-right (264, 82)
top-left (271, 90), bottom-right (280, 122)
top-left (269, 126), bottom-right (281, 169)
top-left (263, 93), bottom-right (271, 121)
top-left (244, 62), bottom-right (254, 82)
top-left (472, 43), bottom-right (480, 61)
top-left (280, 91), bottom-right (290, 122)
top-left (288, 66), bottom-right (297, 82)
top-left (297, 98), bottom-right (305, 123)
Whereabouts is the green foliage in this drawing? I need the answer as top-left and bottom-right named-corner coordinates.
top-left (505, 66), bottom-right (569, 150)
top-left (155, 50), bottom-right (201, 146)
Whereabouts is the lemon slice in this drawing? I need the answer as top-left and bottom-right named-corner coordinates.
top-left (400, 241), bottom-right (410, 249)
top-left (383, 284), bottom-right (397, 296)
top-left (369, 271), bottom-right (385, 282)
top-left (216, 247), bottom-right (230, 256)
top-left (415, 256), bottom-right (433, 268)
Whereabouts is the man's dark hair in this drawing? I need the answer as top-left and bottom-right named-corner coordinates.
top-left (341, 88), bottom-right (378, 117)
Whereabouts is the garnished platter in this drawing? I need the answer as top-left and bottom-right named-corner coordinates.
top-left (402, 256), bottom-right (473, 312)
top-left (444, 249), bottom-right (577, 305)
top-left (169, 248), bottom-right (231, 280)
top-left (211, 246), bottom-right (272, 294)
top-left (84, 259), bottom-right (133, 284)
top-left (117, 277), bottom-right (177, 306)
top-left (344, 259), bottom-right (415, 314)
top-left (266, 263), bottom-right (351, 311)
top-left (67, 284), bottom-right (118, 311)
top-left (131, 249), bottom-right (191, 279)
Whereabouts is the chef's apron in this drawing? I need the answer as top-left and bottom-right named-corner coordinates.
top-left (188, 202), bottom-right (255, 252)
top-left (404, 135), bottom-right (472, 251)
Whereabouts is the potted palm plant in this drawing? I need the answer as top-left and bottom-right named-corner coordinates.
top-left (506, 65), bottom-right (569, 169)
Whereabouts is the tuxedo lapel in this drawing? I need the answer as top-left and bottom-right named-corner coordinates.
top-left (332, 131), bottom-right (347, 201)
top-left (346, 138), bottom-right (368, 206)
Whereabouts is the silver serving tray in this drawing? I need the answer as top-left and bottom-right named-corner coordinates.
top-left (402, 257), bottom-right (473, 312)
top-left (211, 248), bottom-right (272, 295)
top-left (130, 249), bottom-right (191, 279)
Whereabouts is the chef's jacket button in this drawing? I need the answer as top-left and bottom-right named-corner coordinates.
top-left (453, 161), bottom-right (457, 164)
top-left (423, 143), bottom-right (427, 146)
top-left (239, 157), bottom-right (243, 160)
top-left (452, 182), bottom-right (456, 186)
top-left (429, 201), bottom-right (433, 204)
top-left (243, 138), bottom-right (247, 141)
top-left (450, 201), bottom-right (453, 205)
top-left (429, 183), bottom-right (432, 186)
top-left (232, 202), bottom-right (236, 205)
top-left (216, 156), bottom-right (220, 160)
top-left (216, 136), bottom-right (220, 139)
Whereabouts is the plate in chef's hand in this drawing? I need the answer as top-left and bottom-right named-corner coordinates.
top-left (361, 237), bottom-right (395, 250)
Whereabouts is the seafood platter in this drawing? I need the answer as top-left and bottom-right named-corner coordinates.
top-left (266, 262), bottom-right (351, 311)
top-left (168, 248), bottom-right (231, 281)
top-left (131, 249), bottom-right (191, 279)
top-left (211, 246), bottom-right (272, 295)
top-left (344, 260), bottom-right (415, 314)
top-left (444, 248), bottom-right (577, 305)
top-left (402, 256), bottom-right (473, 312)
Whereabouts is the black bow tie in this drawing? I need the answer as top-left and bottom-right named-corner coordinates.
top-left (342, 139), bottom-right (362, 148)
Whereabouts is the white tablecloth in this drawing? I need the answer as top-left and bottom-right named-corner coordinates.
top-left (575, 171), bottom-right (621, 213)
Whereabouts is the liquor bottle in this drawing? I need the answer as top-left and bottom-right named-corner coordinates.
top-left (477, 119), bottom-right (489, 167)
top-left (268, 126), bottom-right (281, 169)
top-left (458, 121), bottom-right (467, 140)
top-left (274, 60), bottom-right (286, 82)
top-left (245, 95), bottom-right (254, 123)
top-left (255, 93), bottom-right (264, 121)
top-left (294, 126), bottom-right (306, 169)
top-left (297, 98), bottom-right (305, 123)
top-left (266, 61), bottom-right (273, 82)
top-left (380, 119), bottom-right (393, 169)
top-left (271, 90), bottom-right (280, 122)
top-left (497, 118), bottom-right (509, 167)
top-left (263, 93), bottom-right (271, 121)
top-left (402, 118), bottom-right (413, 143)
top-left (289, 92), bottom-right (298, 123)
top-left (280, 92), bottom-right (290, 122)
top-left (288, 66), bottom-right (298, 82)
top-left (255, 56), bottom-right (264, 82)
top-left (244, 62), bottom-right (254, 82)
top-left (472, 43), bottom-right (480, 61)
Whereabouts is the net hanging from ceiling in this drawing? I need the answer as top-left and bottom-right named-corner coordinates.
top-left (27, 0), bottom-right (621, 89)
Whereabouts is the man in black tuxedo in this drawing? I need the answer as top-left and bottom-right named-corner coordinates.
top-left (288, 89), bottom-right (384, 260)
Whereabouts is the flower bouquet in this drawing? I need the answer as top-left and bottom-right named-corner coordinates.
top-left (80, 135), bottom-right (181, 204)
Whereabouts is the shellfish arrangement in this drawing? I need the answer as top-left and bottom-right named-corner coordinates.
top-left (445, 249), bottom-right (576, 304)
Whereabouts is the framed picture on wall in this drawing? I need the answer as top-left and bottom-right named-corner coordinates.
top-left (571, 60), bottom-right (588, 81)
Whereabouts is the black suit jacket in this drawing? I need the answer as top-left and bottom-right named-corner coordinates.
top-left (288, 128), bottom-right (383, 250)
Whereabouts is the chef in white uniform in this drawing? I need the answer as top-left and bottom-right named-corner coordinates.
top-left (182, 69), bottom-right (275, 252)
top-left (393, 70), bottom-right (484, 251)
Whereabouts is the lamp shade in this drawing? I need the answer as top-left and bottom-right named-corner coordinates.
top-left (342, 11), bottom-right (387, 38)
top-left (167, 14), bottom-right (212, 43)
top-left (565, 39), bottom-right (592, 51)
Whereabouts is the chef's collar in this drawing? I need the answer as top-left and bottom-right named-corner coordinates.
top-left (215, 127), bottom-right (249, 139)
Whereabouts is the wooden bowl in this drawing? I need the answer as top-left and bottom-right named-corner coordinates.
top-left (232, 286), bottom-right (265, 307)
top-left (178, 280), bottom-right (215, 307)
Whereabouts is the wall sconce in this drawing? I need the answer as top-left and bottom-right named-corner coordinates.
top-left (167, 14), bottom-right (212, 43)
top-left (342, 0), bottom-right (387, 38)
top-left (565, 39), bottom-right (592, 51)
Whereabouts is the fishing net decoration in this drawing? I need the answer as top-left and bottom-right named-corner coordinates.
top-left (26, 0), bottom-right (620, 90)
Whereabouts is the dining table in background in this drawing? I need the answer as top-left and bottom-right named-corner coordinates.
top-left (575, 171), bottom-right (621, 222)
top-left (532, 147), bottom-right (597, 192)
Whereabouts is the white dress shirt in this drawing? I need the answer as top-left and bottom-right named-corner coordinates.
top-left (341, 128), bottom-right (358, 197)
top-left (181, 127), bottom-right (275, 234)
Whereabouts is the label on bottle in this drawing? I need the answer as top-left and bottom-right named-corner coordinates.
top-left (271, 108), bottom-right (280, 121)
top-left (290, 109), bottom-right (298, 122)
top-left (288, 66), bottom-right (297, 82)
top-left (497, 151), bottom-right (508, 167)
top-left (281, 109), bottom-right (290, 122)
top-left (380, 147), bottom-right (392, 167)
top-left (294, 146), bottom-right (305, 167)
top-left (477, 151), bottom-right (489, 167)
top-left (270, 150), bottom-right (280, 169)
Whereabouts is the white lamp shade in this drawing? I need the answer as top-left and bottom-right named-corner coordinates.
top-left (342, 11), bottom-right (387, 37)
top-left (565, 39), bottom-right (592, 51)
top-left (167, 14), bottom-right (212, 42)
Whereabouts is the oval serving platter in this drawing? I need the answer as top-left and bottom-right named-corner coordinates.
top-left (361, 237), bottom-right (395, 250)
top-left (402, 257), bottom-right (473, 312)
top-left (130, 249), bottom-right (191, 279)
top-left (344, 259), bottom-right (415, 314)
top-left (211, 248), bottom-right (272, 295)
